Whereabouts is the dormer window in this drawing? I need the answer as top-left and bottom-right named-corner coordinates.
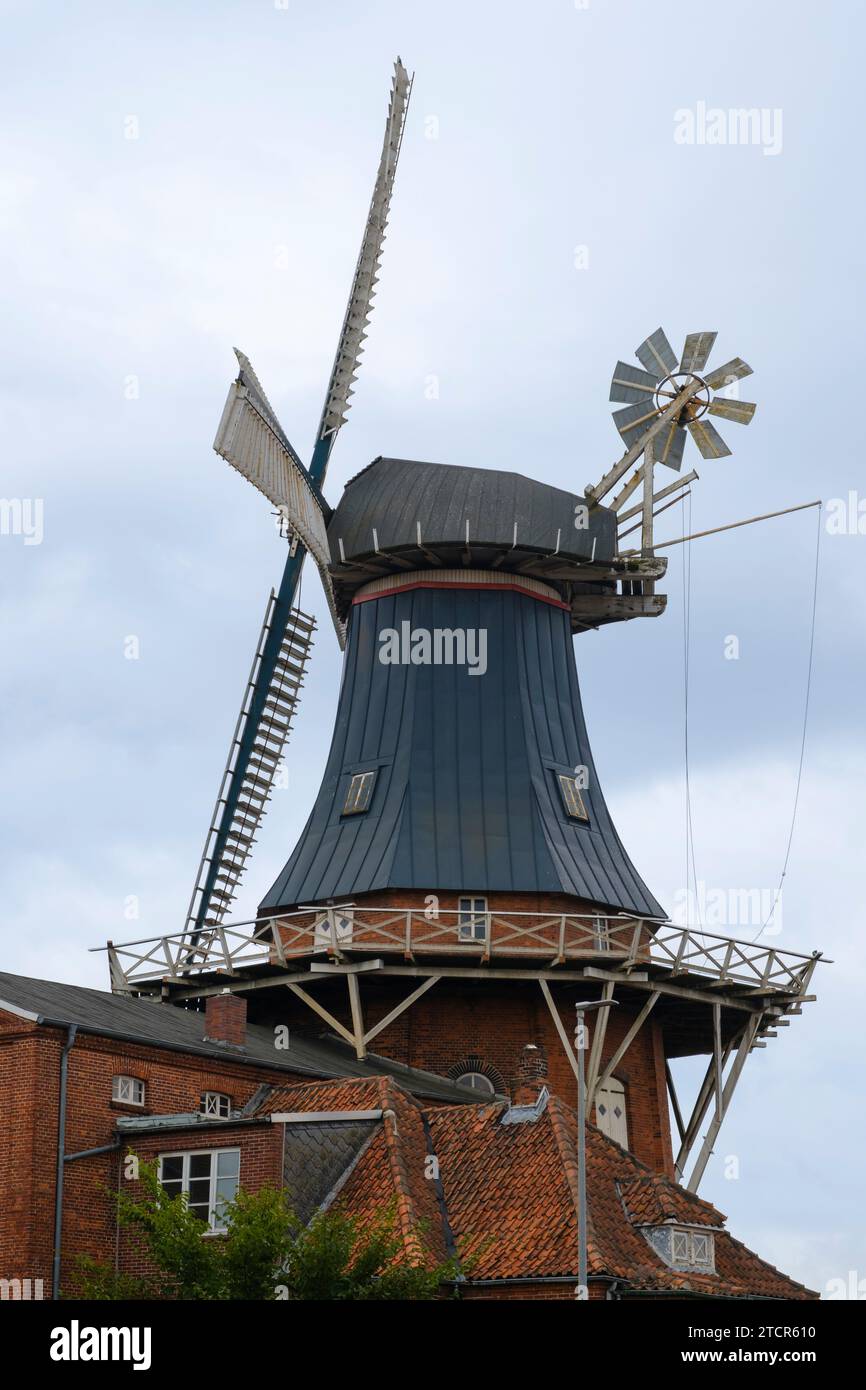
top-left (343, 770), bottom-right (376, 815)
top-left (200, 1091), bottom-right (231, 1119)
top-left (557, 774), bottom-right (589, 822)
top-left (644, 1225), bottom-right (716, 1273)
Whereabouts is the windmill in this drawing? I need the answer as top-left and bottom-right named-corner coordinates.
top-left (586, 327), bottom-right (757, 567)
top-left (104, 59), bottom-right (823, 1233)
top-left (184, 58), bottom-right (412, 939)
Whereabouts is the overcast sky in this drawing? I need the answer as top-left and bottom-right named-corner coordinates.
top-left (2, 0), bottom-right (864, 1296)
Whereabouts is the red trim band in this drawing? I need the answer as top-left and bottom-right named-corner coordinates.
top-left (352, 579), bottom-right (570, 612)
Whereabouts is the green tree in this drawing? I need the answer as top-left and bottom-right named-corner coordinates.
top-left (74, 1157), bottom-right (456, 1301)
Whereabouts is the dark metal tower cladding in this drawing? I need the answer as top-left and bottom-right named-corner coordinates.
top-left (260, 457), bottom-right (663, 918)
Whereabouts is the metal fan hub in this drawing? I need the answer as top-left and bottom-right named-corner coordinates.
top-left (654, 371), bottom-right (711, 421)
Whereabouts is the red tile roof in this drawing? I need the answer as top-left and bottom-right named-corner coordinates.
top-left (258, 1076), bottom-right (816, 1299)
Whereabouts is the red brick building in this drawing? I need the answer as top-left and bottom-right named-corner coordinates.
top-left (0, 971), bottom-right (470, 1299)
top-left (0, 968), bottom-right (815, 1300)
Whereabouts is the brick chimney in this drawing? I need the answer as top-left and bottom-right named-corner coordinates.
top-left (204, 990), bottom-right (247, 1047)
top-left (513, 1042), bottom-right (548, 1106)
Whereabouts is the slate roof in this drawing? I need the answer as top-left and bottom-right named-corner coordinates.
top-left (0, 972), bottom-right (474, 1104)
top-left (261, 582), bottom-right (664, 915)
top-left (259, 1075), bottom-right (817, 1299)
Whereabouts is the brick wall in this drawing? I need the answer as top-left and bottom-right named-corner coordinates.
top-left (116, 1124), bottom-right (281, 1283)
top-left (459, 1281), bottom-right (610, 1300)
top-left (271, 888), bottom-right (675, 1175)
top-left (0, 1015), bottom-right (310, 1297)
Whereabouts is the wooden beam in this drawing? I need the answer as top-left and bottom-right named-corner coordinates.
top-left (304, 962), bottom-right (766, 1014)
top-left (590, 991), bottom-right (659, 1108)
top-left (539, 979), bottom-right (583, 1094)
top-left (686, 1015), bottom-right (762, 1192)
top-left (712, 1001), bottom-right (723, 1118)
top-left (650, 499), bottom-right (822, 552)
top-left (286, 982), bottom-right (355, 1048)
top-left (530, 557), bottom-right (668, 583)
top-left (618, 489), bottom-right (692, 544)
top-left (610, 468), bottom-right (644, 513)
top-left (640, 439), bottom-right (655, 573)
top-left (570, 594), bottom-right (666, 621)
top-left (362, 976), bottom-right (438, 1046)
top-left (346, 972), bottom-right (366, 1060)
top-left (309, 959), bottom-right (385, 974)
top-left (617, 469), bottom-right (699, 523)
top-left (674, 1037), bottom-right (735, 1180)
top-left (666, 1061), bottom-right (686, 1144)
top-left (174, 967), bottom-right (324, 1002)
top-left (585, 982), bottom-right (615, 1102)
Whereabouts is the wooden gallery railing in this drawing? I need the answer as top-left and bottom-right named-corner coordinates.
top-left (101, 906), bottom-right (819, 999)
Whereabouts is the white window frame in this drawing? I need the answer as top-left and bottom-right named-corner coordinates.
top-left (200, 1091), bottom-right (232, 1119)
top-left (158, 1148), bottom-right (240, 1232)
top-left (458, 896), bottom-right (488, 942)
top-left (112, 1075), bottom-right (145, 1107)
top-left (672, 1229), bottom-right (690, 1264)
top-left (592, 914), bottom-right (610, 951)
top-left (687, 1230), bottom-right (715, 1270)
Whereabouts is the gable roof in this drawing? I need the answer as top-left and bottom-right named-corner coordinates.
top-left (0, 971), bottom-right (474, 1104)
top-left (263, 1075), bottom-right (816, 1299)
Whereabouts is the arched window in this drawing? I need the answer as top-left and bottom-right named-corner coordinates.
top-left (455, 1071), bottom-right (496, 1096)
top-left (595, 1076), bottom-right (628, 1149)
top-left (447, 1055), bottom-right (504, 1096)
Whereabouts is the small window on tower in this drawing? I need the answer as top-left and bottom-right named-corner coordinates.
top-left (343, 770), bottom-right (376, 815)
top-left (458, 896), bottom-right (488, 941)
top-left (558, 774), bottom-right (589, 822)
top-left (595, 1076), bottom-right (628, 1149)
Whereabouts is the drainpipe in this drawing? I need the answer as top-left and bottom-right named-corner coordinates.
top-left (51, 1023), bottom-right (77, 1301)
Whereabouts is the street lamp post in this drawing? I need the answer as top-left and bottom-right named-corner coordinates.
top-left (574, 997), bottom-right (618, 1301)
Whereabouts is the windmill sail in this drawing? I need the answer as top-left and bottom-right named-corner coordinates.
top-left (184, 595), bottom-right (316, 936)
top-left (214, 349), bottom-right (346, 646)
top-left (188, 60), bottom-right (411, 938)
top-left (215, 351), bottom-right (330, 567)
top-left (313, 58), bottom-right (412, 461)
